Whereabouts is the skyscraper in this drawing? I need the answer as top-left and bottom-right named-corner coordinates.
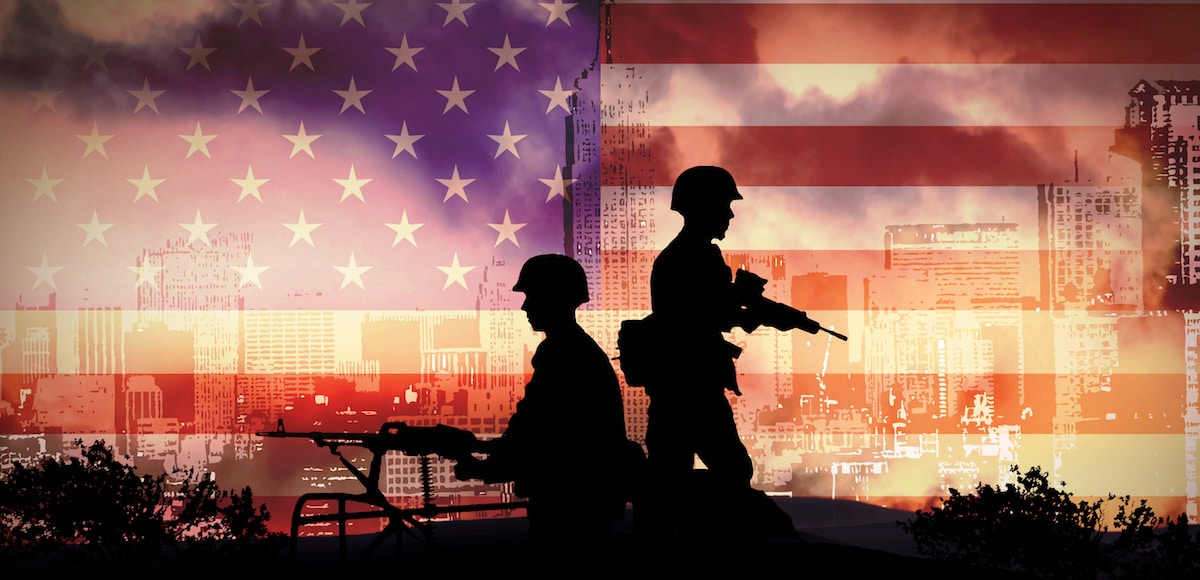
top-left (1111, 79), bottom-right (1200, 310)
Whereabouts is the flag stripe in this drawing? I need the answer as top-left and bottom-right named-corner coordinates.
top-left (599, 125), bottom-right (1117, 187)
top-left (598, 63), bottom-right (1200, 127)
top-left (607, 3), bottom-right (1200, 64)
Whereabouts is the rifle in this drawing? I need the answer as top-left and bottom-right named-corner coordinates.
top-left (733, 268), bottom-right (849, 342)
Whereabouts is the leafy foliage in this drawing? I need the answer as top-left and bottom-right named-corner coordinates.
top-left (898, 465), bottom-right (1200, 579)
top-left (0, 439), bottom-right (287, 569)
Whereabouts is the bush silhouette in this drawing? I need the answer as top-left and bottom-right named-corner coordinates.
top-left (0, 439), bottom-right (287, 569)
top-left (897, 465), bottom-right (1199, 579)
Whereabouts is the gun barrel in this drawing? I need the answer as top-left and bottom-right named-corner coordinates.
top-left (256, 420), bottom-right (483, 460)
top-left (822, 327), bottom-right (849, 342)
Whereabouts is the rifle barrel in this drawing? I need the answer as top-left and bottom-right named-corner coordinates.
top-left (822, 326), bottom-right (849, 342)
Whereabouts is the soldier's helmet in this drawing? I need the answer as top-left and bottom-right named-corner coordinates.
top-left (669, 165), bottom-right (743, 215)
top-left (513, 254), bottom-right (590, 307)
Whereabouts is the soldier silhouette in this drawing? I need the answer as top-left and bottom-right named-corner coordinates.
top-left (453, 254), bottom-right (640, 562)
top-left (633, 165), bottom-right (799, 548)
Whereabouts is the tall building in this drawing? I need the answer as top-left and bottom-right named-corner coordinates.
top-left (134, 232), bottom-right (249, 435)
top-left (1036, 159), bottom-right (1143, 313)
top-left (1110, 79), bottom-right (1200, 309)
top-left (588, 64), bottom-right (660, 441)
top-left (867, 224), bottom-right (1026, 433)
top-left (1049, 312), bottom-right (1121, 464)
top-left (124, 374), bottom-right (166, 459)
top-left (0, 294), bottom-right (58, 425)
top-left (568, 68), bottom-right (604, 307)
top-left (1184, 313), bottom-right (1200, 522)
top-left (238, 309), bottom-right (336, 428)
top-left (76, 306), bottom-right (123, 376)
top-left (476, 255), bottom-right (525, 409)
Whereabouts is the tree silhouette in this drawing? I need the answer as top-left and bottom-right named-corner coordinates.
top-left (898, 465), bottom-right (1199, 579)
top-left (0, 439), bottom-right (286, 569)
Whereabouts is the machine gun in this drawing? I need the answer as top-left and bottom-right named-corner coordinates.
top-left (733, 268), bottom-right (849, 341)
top-left (257, 419), bottom-right (483, 462)
top-left (256, 420), bottom-right (524, 561)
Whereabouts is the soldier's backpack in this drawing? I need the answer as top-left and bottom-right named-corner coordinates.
top-left (615, 315), bottom-right (662, 387)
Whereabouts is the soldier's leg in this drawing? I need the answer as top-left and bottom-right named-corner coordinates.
top-left (693, 396), bottom-right (754, 486)
top-left (636, 399), bottom-right (695, 547)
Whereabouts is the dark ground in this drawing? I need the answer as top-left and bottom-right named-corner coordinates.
top-left (0, 498), bottom-right (1036, 578)
top-left (255, 498), bottom-right (1034, 579)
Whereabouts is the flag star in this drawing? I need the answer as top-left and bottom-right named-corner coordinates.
top-left (77, 122), bottom-right (113, 159)
top-left (386, 122), bottom-right (424, 159)
top-left (437, 253), bottom-right (474, 290)
top-left (128, 165), bottom-right (165, 202)
top-left (179, 122), bottom-right (218, 158)
top-left (386, 210), bottom-right (424, 247)
top-left (487, 34), bottom-right (526, 71)
top-left (27, 253), bottom-right (63, 291)
top-left (334, 165), bottom-right (372, 203)
top-left (284, 121), bottom-right (321, 158)
top-left (27, 166), bottom-right (63, 202)
top-left (437, 77), bottom-right (474, 114)
top-left (77, 210), bottom-right (114, 247)
top-left (488, 210), bottom-right (527, 248)
top-left (539, 76), bottom-right (575, 114)
top-left (180, 35), bottom-right (217, 71)
top-left (538, 0), bottom-right (576, 26)
top-left (436, 165), bottom-right (475, 203)
top-left (283, 209), bottom-right (322, 247)
top-left (284, 34), bottom-right (321, 71)
top-left (180, 210), bottom-right (217, 246)
top-left (385, 35), bottom-right (424, 72)
top-left (129, 258), bottom-right (164, 289)
top-left (437, 0), bottom-right (475, 26)
top-left (539, 165), bottom-right (575, 202)
top-left (333, 77), bottom-right (372, 114)
top-left (29, 80), bottom-right (62, 113)
top-left (488, 121), bottom-right (527, 159)
top-left (334, 253), bottom-right (372, 290)
top-left (232, 77), bottom-right (270, 113)
top-left (232, 0), bottom-right (270, 26)
top-left (333, 0), bottom-right (371, 26)
top-left (128, 77), bottom-right (165, 114)
top-left (232, 165), bottom-right (270, 202)
top-left (232, 254), bottom-right (270, 289)
top-left (80, 45), bottom-right (111, 71)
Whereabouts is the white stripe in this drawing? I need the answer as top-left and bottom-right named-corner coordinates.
top-left (600, 63), bottom-right (1200, 127)
top-left (600, 186), bottom-right (1049, 251)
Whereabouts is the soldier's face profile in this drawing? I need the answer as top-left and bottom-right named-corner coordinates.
top-left (520, 294), bottom-right (571, 331)
top-left (703, 201), bottom-right (735, 240)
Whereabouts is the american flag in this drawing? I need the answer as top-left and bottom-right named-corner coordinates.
top-left (2, 0), bottom-right (1200, 529)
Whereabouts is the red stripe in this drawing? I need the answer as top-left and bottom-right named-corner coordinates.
top-left (608, 3), bottom-right (1200, 64)
top-left (599, 125), bottom-right (1116, 187)
top-left (7, 373), bottom-right (1184, 436)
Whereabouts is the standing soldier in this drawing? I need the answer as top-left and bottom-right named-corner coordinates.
top-left (635, 165), bottom-right (764, 545)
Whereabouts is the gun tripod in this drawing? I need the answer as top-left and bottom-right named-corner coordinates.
top-left (286, 442), bottom-right (526, 562)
